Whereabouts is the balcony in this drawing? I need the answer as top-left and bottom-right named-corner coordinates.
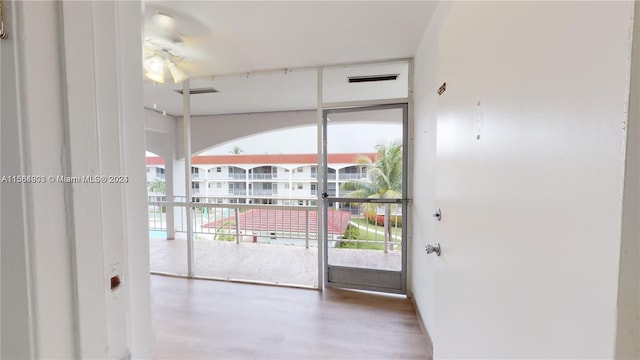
top-left (338, 173), bottom-right (368, 180)
top-left (250, 173), bottom-right (277, 180)
top-left (147, 197), bottom-right (403, 287)
top-left (191, 173), bottom-right (205, 181)
top-left (251, 189), bottom-right (278, 196)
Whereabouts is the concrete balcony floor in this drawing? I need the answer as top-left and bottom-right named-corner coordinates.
top-left (150, 234), bottom-right (402, 288)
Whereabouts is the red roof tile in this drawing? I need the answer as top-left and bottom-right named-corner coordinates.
top-left (202, 209), bottom-right (351, 235)
top-left (147, 156), bottom-right (165, 165)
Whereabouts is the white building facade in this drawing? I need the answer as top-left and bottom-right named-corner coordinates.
top-left (146, 153), bottom-right (372, 205)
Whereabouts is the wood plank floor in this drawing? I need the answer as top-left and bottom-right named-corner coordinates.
top-left (151, 275), bottom-right (432, 359)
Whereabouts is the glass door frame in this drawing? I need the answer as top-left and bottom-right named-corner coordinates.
top-left (322, 103), bottom-right (409, 294)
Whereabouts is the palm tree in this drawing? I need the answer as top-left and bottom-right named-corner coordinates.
top-left (229, 145), bottom-right (244, 154)
top-left (341, 140), bottom-right (402, 199)
top-left (341, 141), bottom-right (402, 251)
top-left (148, 178), bottom-right (166, 194)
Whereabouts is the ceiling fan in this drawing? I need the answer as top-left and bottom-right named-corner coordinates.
top-left (143, 12), bottom-right (207, 83)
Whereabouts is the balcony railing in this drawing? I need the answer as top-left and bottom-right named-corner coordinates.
top-left (228, 173), bottom-right (247, 180)
top-left (250, 173), bottom-right (277, 180)
top-left (251, 189), bottom-right (278, 196)
top-left (229, 189), bottom-right (247, 195)
top-left (147, 196), bottom-right (402, 252)
top-left (338, 173), bottom-right (367, 180)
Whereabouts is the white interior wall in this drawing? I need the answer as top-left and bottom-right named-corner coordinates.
top-left (616, 2), bottom-right (640, 358)
top-left (411, 2), bottom-right (635, 358)
top-left (1, 1), bottom-right (36, 357)
top-left (177, 110), bottom-right (317, 159)
top-left (145, 108), bottom-right (177, 135)
top-left (1, 1), bottom-right (151, 358)
top-left (117, 3), bottom-right (154, 356)
top-left (145, 109), bottom-right (177, 160)
top-left (322, 62), bottom-right (408, 104)
top-left (0, 11), bottom-right (2, 357)
top-left (409, 0), bottom-right (440, 342)
top-left (2, 2), bottom-right (76, 357)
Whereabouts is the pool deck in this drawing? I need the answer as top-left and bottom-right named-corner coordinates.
top-left (150, 234), bottom-right (402, 288)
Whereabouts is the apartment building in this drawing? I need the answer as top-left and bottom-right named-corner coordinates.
top-left (147, 153), bottom-right (372, 205)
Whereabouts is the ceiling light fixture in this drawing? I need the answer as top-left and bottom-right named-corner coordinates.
top-left (168, 62), bottom-right (187, 83)
top-left (143, 52), bottom-right (189, 83)
top-left (144, 56), bottom-right (165, 83)
top-left (144, 12), bottom-right (193, 83)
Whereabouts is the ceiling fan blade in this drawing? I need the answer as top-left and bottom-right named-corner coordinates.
top-left (143, 5), bottom-right (215, 82)
top-left (144, 4), bottom-right (210, 38)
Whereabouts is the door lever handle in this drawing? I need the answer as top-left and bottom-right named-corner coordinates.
top-left (425, 243), bottom-right (441, 256)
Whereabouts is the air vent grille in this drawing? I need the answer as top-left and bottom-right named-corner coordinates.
top-left (175, 87), bottom-right (219, 95)
top-left (348, 74), bottom-right (399, 83)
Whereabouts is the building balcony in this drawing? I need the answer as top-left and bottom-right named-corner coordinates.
top-left (229, 189), bottom-right (247, 196)
top-left (250, 173), bottom-right (277, 180)
top-left (338, 173), bottom-right (368, 180)
top-left (251, 189), bottom-right (278, 196)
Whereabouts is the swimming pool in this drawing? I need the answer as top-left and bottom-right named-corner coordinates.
top-left (149, 230), bottom-right (167, 238)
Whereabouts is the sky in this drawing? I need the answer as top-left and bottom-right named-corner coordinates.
top-left (200, 123), bottom-right (402, 155)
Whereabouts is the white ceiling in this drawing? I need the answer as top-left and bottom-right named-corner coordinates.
top-left (142, 1), bottom-right (437, 116)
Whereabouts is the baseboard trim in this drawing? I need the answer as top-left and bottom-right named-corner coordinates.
top-left (408, 290), bottom-right (434, 359)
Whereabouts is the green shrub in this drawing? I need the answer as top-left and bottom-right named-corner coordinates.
top-left (342, 224), bottom-right (360, 240)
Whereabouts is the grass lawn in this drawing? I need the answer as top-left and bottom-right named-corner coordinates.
top-left (339, 219), bottom-right (402, 250)
top-left (351, 218), bottom-right (402, 238)
top-left (338, 241), bottom-right (383, 250)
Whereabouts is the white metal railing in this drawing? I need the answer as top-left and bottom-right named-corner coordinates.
top-left (229, 188), bottom-right (247, 195)
top-left (338, 173), bottom-right (367, 180)
top-left (147, 196), bottom-right (403, 252)
top-left (250, 173), bottom-right (277, 180)
top-left (251, 189), bottom-right (277, 196)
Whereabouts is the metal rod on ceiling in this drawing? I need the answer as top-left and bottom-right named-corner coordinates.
top-left (191, 57), bottom-right (413, 81)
